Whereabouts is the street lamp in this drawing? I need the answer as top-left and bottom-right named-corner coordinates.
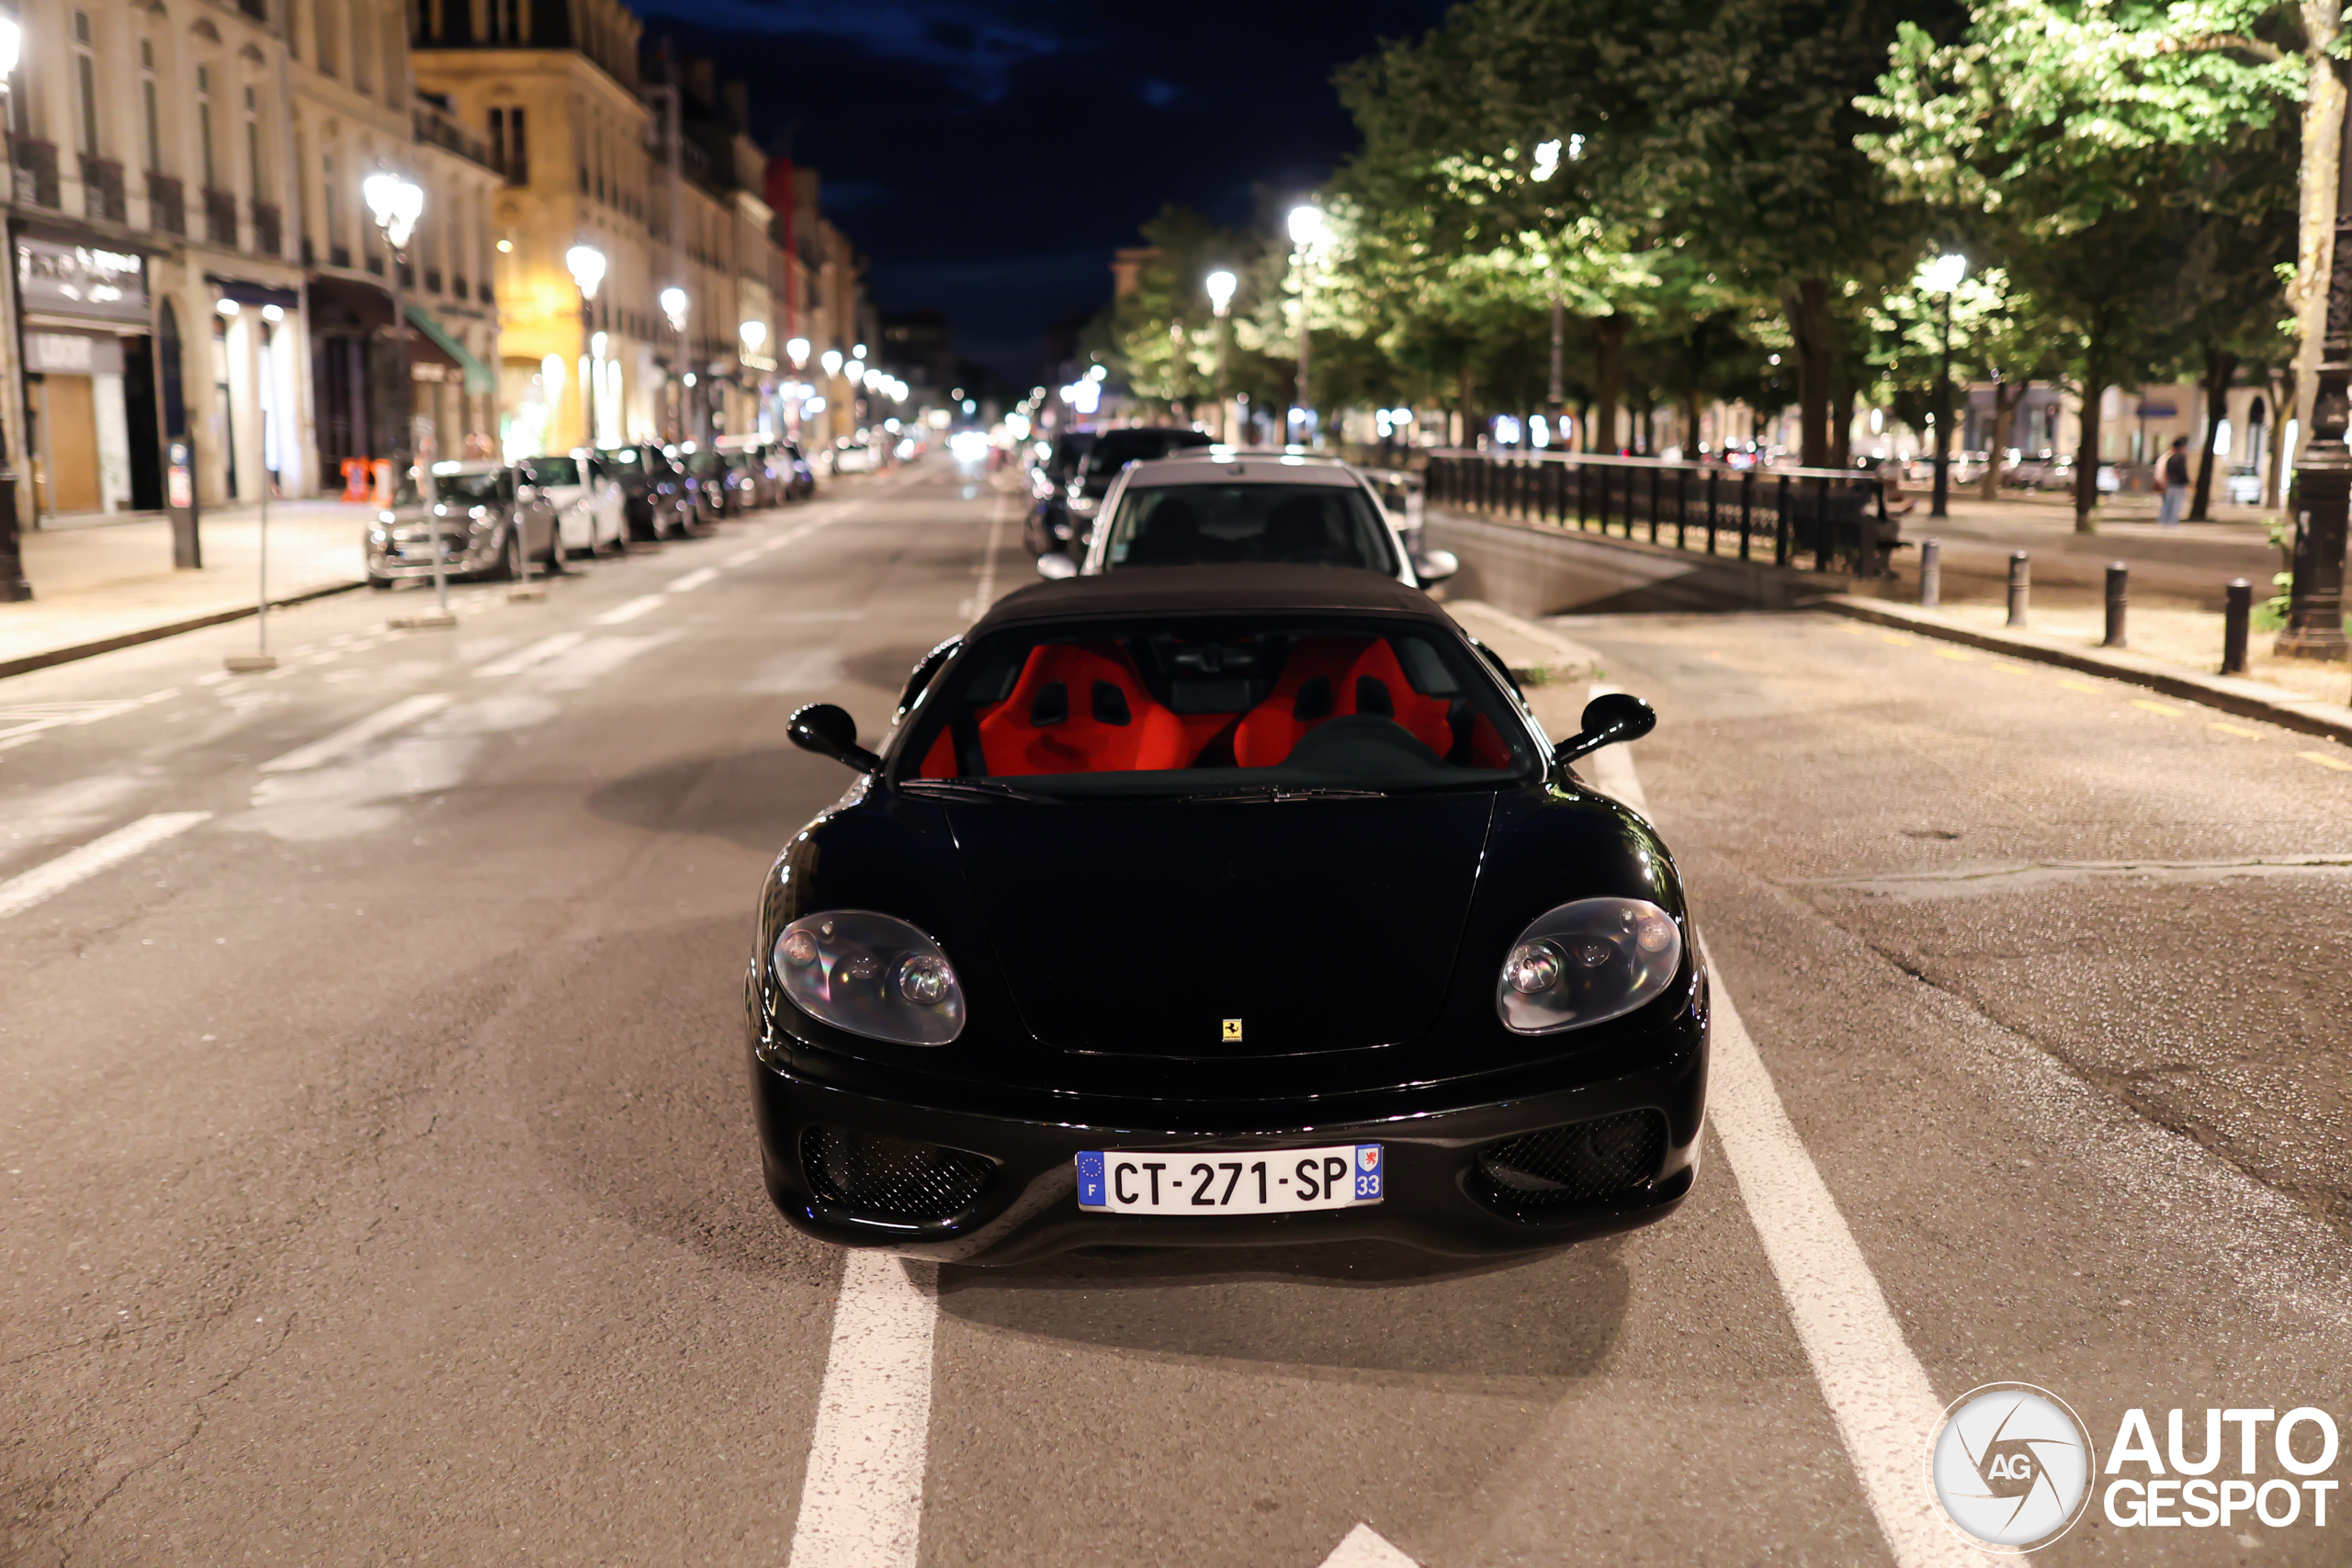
top-left (741, 320), bottom-right (767, 358)
top-left (565, 243), bottom-right (605, 449)
top-left (660, 285), bottom-right (689, 440)
top-left (786, 336), bottom-right (809, 368)
top-left (363, 168), bottom-right (447, 623)
top-left (1919, 252), bottom-right (1966, 520)
top-left (820, 348), bottom-right (842, 378)
top-left (1205, 268), bottom-right (1237, 443)
top-left (1286, 203), bottom-right (1326, 447)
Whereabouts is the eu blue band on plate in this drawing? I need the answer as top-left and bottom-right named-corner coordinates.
top-left (1077, 1150), bottom-right (1106, 1208)
top-left (1354, 1144), bottom-right (1383, 1202)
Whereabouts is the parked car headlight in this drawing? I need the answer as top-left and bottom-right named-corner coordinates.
top-left (1496, 897), bottom-right (1682, 1034)
top-left (772, 910), bottom-right (965, 1045)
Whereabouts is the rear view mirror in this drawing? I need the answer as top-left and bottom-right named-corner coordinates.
top-left (788, 703), bottom-right (882, 774)
top-left (1412, 549), bottom-right (1459, 585)
top-left (1555, 693), bottom-right (1657, 763)
top-left (1036, 552), bottom-right (1079, 580)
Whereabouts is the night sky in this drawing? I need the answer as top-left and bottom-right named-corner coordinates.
top-left (628, 0), bottom-right (1456, 381)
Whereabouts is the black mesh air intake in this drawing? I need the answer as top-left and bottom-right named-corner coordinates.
top-left (800, 1125), bottom-right (996, 1223)
top-left (1474, 1110), bottom-right (1666, 1213)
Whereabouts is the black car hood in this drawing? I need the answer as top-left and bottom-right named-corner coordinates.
top-left (944, 793), bottom-right (1495, 1058)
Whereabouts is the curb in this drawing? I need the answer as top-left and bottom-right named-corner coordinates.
top-left (0, 578), bottom-right (367, 682)
top-left (1816, 594), bottom-right (2352, 750)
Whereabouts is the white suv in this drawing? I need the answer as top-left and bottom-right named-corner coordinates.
top-left (1039, 449), bottom-right (1455, 588)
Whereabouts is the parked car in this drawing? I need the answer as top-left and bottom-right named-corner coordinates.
top-left (684, 446), bottom-right (760, 519)
top-left (777, 441), bottom-right (817, 501)
top-left (598, 443), bottom-right (696, 541)
top-left (1027, 425), bottom-right (1214, 556)
top-left (366, 462), bottom-right (560, 587)
top-left (831, 438), bottom-right (877, 475)
top-left (758, 566), bottom-right (1701, 1262)
top-left (1041, 450), bottom-right (1456, 588)
top-left (2006, 451), bottom-right (2120, 494)
top-left (2223, 465), bottom-right (2265, 505)
top-left (717, 434), bottom-right (786, 508)
top-left (518, 449), bottom-right (626, 558)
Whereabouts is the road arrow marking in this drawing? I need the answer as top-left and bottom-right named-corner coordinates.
top-left (257, 694), bottom-right (454, 773)
top-left (1317, 1522), bottom-right (1419, 1566)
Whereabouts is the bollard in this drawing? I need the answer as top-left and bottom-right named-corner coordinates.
top-left (2007, 551), bottom-right (2030, 628)
top-left (1918, 537), bottom-right (1940, 607)
top-left (2103, 562), bottom-right (2128, 649)
top-left (2222, 578), bottom-right (2251, 675)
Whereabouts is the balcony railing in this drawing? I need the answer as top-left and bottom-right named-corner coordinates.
top-left (11, 138), bottom-right (60, 208)
top-left (147, 171), bottom-right (185, 234)
top-left (1421, 449), bottom-right (1894, 579)
top-left (412, 101), bottom-right (495, 171)
top-left (202, 186), bottom-right (238, 247)
top-left (81, 155), bottom-right (126, 222)
top-left (251, 201), bottom-right (281, 255)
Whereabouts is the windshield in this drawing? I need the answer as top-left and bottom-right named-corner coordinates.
top-left (899, 615), bottom-right (1532, 799)
top-left (1046, 434), bottom-right (1096, 482)
top-left (433, 470), bottom-right (510, 502)
top-left (1079, 429), bottom-right (1214, 489)
top-left (686, 450), bottom-right (723, 475)
top-left (1102, 484), bottom-right (1396, 574)
top-left (522, 455), bottom-right (581, 487)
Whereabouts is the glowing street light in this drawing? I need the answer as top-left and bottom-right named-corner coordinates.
top-left (786, 336), bottom-right (810, 367)
top-left (362, 166), bottom-right (445, 617)
top-left (564, 243), bottom-right (606, 447)
top-left (1920, 252), bottom-right (1967, 518)
top-left (1285, 203), bottom-right (1326, 250)
top-left (820, 348), bottom-right (843, 378)
top-left (565, 243), bottom-right (606, 299)
top-left (1285, 203), bottom-right (1326, 445)
top-left (1205, 269), bottom-right (1238, 441)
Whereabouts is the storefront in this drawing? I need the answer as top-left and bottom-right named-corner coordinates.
top-left (16, 234), bottom-right (163, 520)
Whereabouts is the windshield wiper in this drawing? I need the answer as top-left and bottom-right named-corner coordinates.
top-left (1182, 785), bottom-right (1390, 804)
top-left (896, 778), bottom-right (1057, 803)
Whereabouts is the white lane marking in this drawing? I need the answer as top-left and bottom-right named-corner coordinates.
top-left (3, 773), bottom-right (145, 854)
top-left (0, 811), bottom-right (211, 919)
top-left (197, 671), bottom-right (232, 687)
top-left (594, 594), bottom-right (666, 626)
top-left (957, 497), bottom-right (1010, 620)
top-left (537, 631), bottom-right (678, 693)
top-left (0, 690), bottom-right (178, 746)
top-left (723, 547), bottom-right (765, 569)
top-left (1317, 1523), bottom-right (1420, 1567)
top-left (1593, 688), bottom-right (1981, 1568)
top-left (257, 694), bottom-right (454, 773)
top-left (666, 566), bottom-right (720, 594)
top-left (785, 1252), bottom-right (937, 1568)
top-left (474, 631), bottom-right (589, 679)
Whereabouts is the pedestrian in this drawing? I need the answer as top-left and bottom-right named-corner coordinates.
top-left (2158, 434), bottom-right (2191, 526)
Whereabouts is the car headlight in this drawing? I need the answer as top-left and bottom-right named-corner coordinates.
top-left (1496, 897), bottom-right (1682, 1034)
top-left (772, 910), bottom-right (965, 1045)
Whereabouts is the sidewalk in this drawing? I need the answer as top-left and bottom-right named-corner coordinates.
top-left (1871, 491), bottom-right (2278, 614)
top-left (2, 501), bottom-right (368, 678)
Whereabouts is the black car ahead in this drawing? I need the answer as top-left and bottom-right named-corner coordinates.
top-left (1026, 425), bottom-right (1212, 556)
top-left (752, 565), bottom-right (1706, 1264)
top-left (598, 444), bottom-right (695, 541)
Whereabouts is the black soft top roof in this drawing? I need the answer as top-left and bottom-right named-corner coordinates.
top-left (973, 564), bottom-right (1452, 634)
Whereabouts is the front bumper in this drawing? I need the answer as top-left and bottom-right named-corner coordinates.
top-left (748, 1017), bottom-right (1706, 1265)
top-left (367, 526), bottom-right (497, 579)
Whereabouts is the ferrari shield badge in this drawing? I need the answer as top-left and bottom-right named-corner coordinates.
top-left (1222, 1018), bottom-right (1243, 1042)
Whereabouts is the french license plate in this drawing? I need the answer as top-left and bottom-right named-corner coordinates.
top-left (1076, 1145), bottom-right (1383, 1214)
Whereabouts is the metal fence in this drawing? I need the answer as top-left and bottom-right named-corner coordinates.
top-left (1422, 449), bottom-right (1892, 578)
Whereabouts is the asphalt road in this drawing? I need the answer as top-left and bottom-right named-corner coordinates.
top-left (4, 457), bottom-right (2347, 1566)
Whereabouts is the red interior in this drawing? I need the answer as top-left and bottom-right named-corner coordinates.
top-left (919, 635), bottom-right (1479, 777)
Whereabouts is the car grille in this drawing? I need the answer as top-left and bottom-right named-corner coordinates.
top-left (1472, 1110), bottom-right (1666, 1213)
top-left (800, 1125), bottom-right (995, 1223)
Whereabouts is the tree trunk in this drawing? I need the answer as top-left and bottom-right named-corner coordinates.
top-left (1456, 364), bottom-right (1476, 449)
top-left (1830, 363), bottom-right (1854, 468)
top-left (2289, 44), bottom-right (2346, 466)
top-left (2189, 346), bottom-right (2237, 521)
top-left (1785, 279), bottom-right (1834, 468)
top-left (2074, 378), bottom-right (2105, 533)
top-left (1684, 388), bottom-right (1704, 458)
top-left (2265, 367), bottom-right (2295, 508)
top-left (1593, 316), bottom-right (1626, 453)
top-left (1980, 380), bottom-right (2022, 501)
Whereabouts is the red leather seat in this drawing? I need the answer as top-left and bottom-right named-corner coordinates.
top-left (968, 641), bottom-right (1189, 776)
top-left (1233, 636), bottom-right (1454, 766)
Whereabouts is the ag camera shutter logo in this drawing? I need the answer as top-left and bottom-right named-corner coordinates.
top-left (1926, 1383), bottom-right (2096, 1551)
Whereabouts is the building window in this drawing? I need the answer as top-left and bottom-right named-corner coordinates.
top-left (244, 86), bottom-right (266, 199)
top-left (74, 11), bottom-right (99, 157)
top-left (323, 151), bottom-right (344, 247)
top-left (314, 0), bottom-right (336, 73)
top-left (350, 0), bottom-right (373, 94)
top-left (488, 0), bottom-right (516, 43)
top-left (141, 39), bottom-right (162, 172)
top-left (198, 65), bottom-right (218, 188)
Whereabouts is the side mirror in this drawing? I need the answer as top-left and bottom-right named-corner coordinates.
top-left (1036, 551), bottom-right (1080, 580)
top-left (788, 703), bottom-right (882, 773)
top-left (1555, 693), bottom-right (1657, 763)
top-left (1412, 548), bottom-right (1460, 585)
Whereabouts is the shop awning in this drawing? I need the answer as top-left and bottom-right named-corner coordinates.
top-left (402, 304), bottom-right (493, 396)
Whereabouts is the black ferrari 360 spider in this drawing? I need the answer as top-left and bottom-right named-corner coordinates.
top-left (750, 564), bottom-right (1707, 1262)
